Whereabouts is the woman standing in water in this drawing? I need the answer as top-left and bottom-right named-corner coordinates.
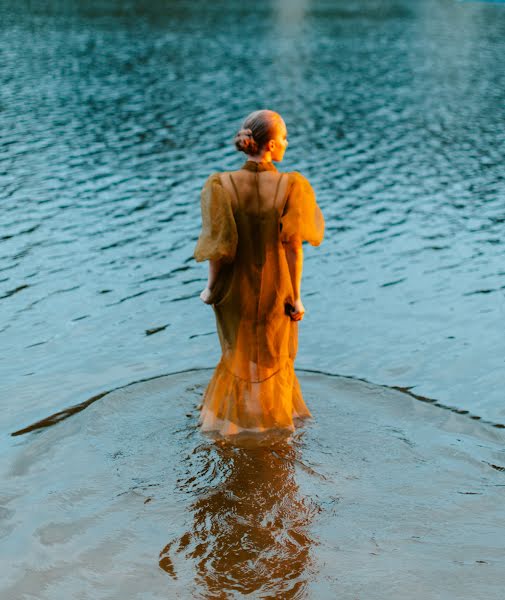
top-left (193, 109), bottom-right (325, 444)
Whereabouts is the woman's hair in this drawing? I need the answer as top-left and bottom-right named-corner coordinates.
top-left (234, 109), bottom-right (284, 156)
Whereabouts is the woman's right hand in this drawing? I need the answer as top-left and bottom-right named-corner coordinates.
top-left (289, 298), bottom-right (305, 321)
top-left (199, 286), bottom-right (213, 304)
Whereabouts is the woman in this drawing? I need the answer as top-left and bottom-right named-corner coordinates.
top-left (193, 109), bottom-right (325, 445)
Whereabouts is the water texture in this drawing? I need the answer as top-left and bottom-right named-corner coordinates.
top-left (1, 1), bottom-right (504, 437)
top-left (1, 370), bottom-right (504, 599)
top-left (2, 4), bottom-right (505, 597)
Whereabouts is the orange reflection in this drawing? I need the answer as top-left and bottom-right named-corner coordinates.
top-left (160, 440), bottom-right (318, 597)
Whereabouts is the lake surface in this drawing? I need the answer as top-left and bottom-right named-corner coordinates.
top-left (2, 0), bottom-right (505, 434)
top-left (2, 1), bottom-right (505, 597)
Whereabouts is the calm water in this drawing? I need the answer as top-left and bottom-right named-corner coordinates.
top-left (2, 370), bottom-right (504, 598)
top-left (2, 0), bottom-right (504, 432)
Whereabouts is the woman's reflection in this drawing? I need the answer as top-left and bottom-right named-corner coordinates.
top-left (160, 439), bottom-right (318, 598)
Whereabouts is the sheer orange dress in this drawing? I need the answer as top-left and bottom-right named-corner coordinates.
top-left (193, 159), bottom-right (325, 443)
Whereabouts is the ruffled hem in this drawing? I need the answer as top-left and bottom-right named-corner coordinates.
top-left (197, 357), bottom-right (313, 446)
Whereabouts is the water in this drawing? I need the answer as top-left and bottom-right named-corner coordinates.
top-left (0, 0), bottom-right (505, 428)
top-left (2, 370), bottom-right (504, 598)
top-left (2, 0), bottom-right (505, 434)
top-left (1, 2), bottom-right (505, 596)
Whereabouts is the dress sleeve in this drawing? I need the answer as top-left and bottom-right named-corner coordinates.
top-left (193, 172), bottom-right (238, 263)
top-left (279, 172), bottom-right (325, 246)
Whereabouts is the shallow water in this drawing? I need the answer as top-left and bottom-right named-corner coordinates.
top-left (1, 370), bottom-right (504, 599)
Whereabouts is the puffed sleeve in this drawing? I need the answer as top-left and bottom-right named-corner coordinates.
top-left (279, 172), bottom-right (325, 246)
top-left (193, 173), bottom-right (238, 263)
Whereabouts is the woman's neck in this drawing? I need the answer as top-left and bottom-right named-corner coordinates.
top-left (247, 151), bottom-right (273, 164)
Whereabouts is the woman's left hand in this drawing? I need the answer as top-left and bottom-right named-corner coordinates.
top-left (199, 286), bottom-right (213, 304)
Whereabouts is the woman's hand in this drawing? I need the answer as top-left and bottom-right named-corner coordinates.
top-left (199, 286), bottom-right (213, 304)
top-left (289, 298), bottom-right (305, 321)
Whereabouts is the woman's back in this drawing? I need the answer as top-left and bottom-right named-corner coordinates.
top-left (217, 162), bottom-right (294, 335)
top-left (221, 161), bottom-right (289, 266)
top-left (194, 158), bottom-right (324, 378)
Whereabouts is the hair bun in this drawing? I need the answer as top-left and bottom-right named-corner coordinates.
top-left (234, 127), bottom-right (259, 155)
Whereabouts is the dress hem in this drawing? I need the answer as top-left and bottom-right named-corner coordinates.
top-left (197, 357), bottom-right (313, 443)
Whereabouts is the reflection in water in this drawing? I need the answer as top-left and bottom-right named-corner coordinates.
top-left (273, 0), bottom-right (311, 106)
top-left (275, 0), bottom-right (309, 33)
top-left (160, 440), bottom-right (319, 598)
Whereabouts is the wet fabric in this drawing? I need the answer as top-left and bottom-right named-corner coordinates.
top-left (193, 159), bottom-right (325, 442)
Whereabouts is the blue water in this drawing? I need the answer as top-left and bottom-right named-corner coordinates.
top-left (1, 0), bottom-right (505, 435)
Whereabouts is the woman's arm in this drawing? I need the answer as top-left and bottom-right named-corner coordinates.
top-left (199, 258), bottom-right (224, 304)
top-left (283, 236), bottom-right (303, 300)
top-left (207, 258), bottom-right (223, 290)
top-left (283, 234), bottom-right (305, 320)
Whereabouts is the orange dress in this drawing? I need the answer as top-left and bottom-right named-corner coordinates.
top-left (193, 159), bottom-right (325, 443)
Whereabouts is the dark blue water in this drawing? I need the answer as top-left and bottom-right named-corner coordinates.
top-left (1, 0), bottom-right (505, 436)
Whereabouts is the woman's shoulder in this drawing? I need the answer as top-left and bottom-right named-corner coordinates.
top-left (203, 170), bottom-right (242, 183)
top-left (284, 170), bottom-right (315, 193)
top-left (203, 169), bottom-right (312, 189)
top-left (203, 171), bottom-right (223, 183)
top-left (201, 172), bottom-right (228, 192)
